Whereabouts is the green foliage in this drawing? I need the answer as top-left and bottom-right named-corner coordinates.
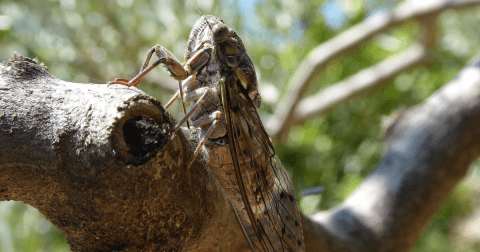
top-left (413, 181), bottom-right (478, 252)
top-left (1, 0), bottom-right (480, 251)
top-left (0, 202), bottom-right (69, 252)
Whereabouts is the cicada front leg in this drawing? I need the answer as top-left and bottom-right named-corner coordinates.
top-left (107, 44), bottom-right (211, 86)
top-left (108, 45), bottom-right (187, 87)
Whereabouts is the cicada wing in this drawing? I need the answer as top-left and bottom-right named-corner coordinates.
top-left (228, 87), bottom-right (305, 252)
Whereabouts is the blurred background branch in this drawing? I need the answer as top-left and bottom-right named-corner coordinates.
top-left (294, 43), bottom-right (427, 126)
top-left (303, 54), bottom-right (480, 251)
top-left (267, 0), bottom-right (480, 140)
top-left (2, 0), bottom-right (480, 251)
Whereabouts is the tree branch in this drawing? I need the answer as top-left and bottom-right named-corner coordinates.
top-left (1, 46), bottom-right (480, 251)
top-left (0, 55), bottom-right (251, 251)
top-left (302, 54), bottom-right (480, 251)
top-left (267, 0), bottom-right (480, 140)
top-left (295, 43), bottom-right (428, 124)
top-left (4, 38), bottom-right (480, 252)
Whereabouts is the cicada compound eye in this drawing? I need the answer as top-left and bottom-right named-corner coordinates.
top-left (212, 23), bottom-right (228, 42)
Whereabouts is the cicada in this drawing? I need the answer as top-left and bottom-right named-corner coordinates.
top-left (109, 15), bottom-right (304, 252)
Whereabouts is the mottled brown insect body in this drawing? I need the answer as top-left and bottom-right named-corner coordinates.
top-left (184, 16), bottom-right (304, 252)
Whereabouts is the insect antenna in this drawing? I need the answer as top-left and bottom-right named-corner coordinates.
top-left (189, 0), bottom-right (203, 16)
top-left (188, 0), bottom-right (214, 31)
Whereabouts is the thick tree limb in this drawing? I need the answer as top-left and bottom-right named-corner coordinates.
top-left (303, 55), bottom-right (480, 251)
top-left (267, 0), bottom-right (480, 140)
top-left (0, 55), bottom-right (250, 251)
top-left (2, 52), bottom-right (480, 251)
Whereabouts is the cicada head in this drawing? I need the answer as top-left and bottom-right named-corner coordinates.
top-left (185, 15), bottom-right (260, 109)
top-left (185, 15), bottom-right (246, 69)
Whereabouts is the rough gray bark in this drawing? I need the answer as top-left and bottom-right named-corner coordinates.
top-left (1, 52), bottom-right (480, 252)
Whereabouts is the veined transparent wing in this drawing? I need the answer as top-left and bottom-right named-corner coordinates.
top-left (221, 73), bottom-right (305, 252)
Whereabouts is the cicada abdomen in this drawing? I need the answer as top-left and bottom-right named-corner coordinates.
top-left (205, 124), bottom-right (305, 252)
